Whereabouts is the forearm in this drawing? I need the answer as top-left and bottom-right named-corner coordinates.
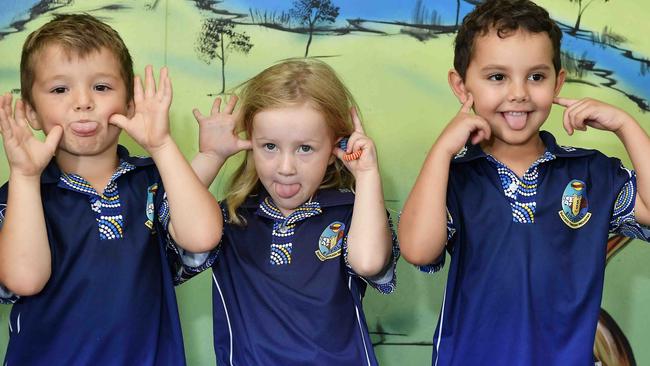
top-left (346, 169), bottom-right (392, 277)
top-left (616, 117), bottom-right (650, 225)
top-left (191, 152), bottom-right (227, 188)
top-left (151, 143), bottom-right (222, 252)
top-left (0, 175), bottom-right (51, 295)
top-left (399, 143), bottom-right (452, 265)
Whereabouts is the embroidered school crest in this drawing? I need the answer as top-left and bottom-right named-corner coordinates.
top-left (558, 179), bottom-right (592, 229)
top-left (145, 183), bottom-right (158, 230)
top-left (315, 221), bottom-right (345, 261)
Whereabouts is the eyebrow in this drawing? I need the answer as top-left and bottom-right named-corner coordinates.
top-left (481, 64), bottom-right (553, 72)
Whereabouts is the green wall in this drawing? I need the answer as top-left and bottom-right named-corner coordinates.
top-left (1, 1), bottom-right (649, 364)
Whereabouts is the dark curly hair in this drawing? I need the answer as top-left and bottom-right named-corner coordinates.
top-left (454, 0), bottom-right (562, 80)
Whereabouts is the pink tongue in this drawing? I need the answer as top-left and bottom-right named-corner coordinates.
top-left (275, 183), bottom-right (300, 198)
top-left (70, 122), bottom-right (98, 134)
top-left (503, 113), bottom-right (527, 130)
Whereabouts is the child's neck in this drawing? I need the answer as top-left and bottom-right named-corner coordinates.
top-left (482, 136), bottom-right (546, 178)
top-left (55, 148), bottom-right (120, 194)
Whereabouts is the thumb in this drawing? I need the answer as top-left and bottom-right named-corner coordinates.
top-left (237, 139), bottom-right (253, 151)
top-left (44, 125), bottom-right (63, 153)
top-left (108, 114), bottom-right (130, 129)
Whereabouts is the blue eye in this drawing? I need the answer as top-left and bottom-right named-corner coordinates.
top-left (263, 143), bottom-right (277, 151)
top-left (298, 145), bottom-right (312, 153)
top-left (488, 74), bottom-right (505, 81)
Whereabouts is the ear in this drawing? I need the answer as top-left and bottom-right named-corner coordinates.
top-left (448, 69), bottom-right (469, 104)
top-left (554, 69), bottom-right (566, 97)
top-left (24, 101), bottom-right (42, 130)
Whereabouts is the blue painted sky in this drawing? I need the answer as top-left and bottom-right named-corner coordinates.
top-left (225, 0), bottom-right (474, 25)
top-left (0, 0), bottom-right (40, 30)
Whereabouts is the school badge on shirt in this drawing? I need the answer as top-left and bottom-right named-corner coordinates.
top-left (145, 183), bottom-right (158, 230)
top-left (558, 179), bottom-right (592, 229)
top-left (315, 221), bottom-right (345, 261)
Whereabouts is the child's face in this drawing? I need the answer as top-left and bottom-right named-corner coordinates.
top-left (251, 102), bottom-right (335, 217)
top-left (27, 44), bottom-right (131, 158)
top-left (454, 29), bottom-right (565, 147)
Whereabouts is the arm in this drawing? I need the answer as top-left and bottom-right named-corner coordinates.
top-left (399, 94), bottom-right (491, 265)
top-left (335, 108), bottom-right (392, 277)
top-left (0, 93), bottom-right (62, 295)
top-left (109, 66), bottom-right (221, 253)
top-left (555, 97), bottom-right (650, 226)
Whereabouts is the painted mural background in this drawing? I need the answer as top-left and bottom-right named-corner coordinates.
top-left (0, 0), bottom-right (649, 364)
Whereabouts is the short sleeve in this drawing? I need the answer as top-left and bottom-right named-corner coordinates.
top-left (417, 206), bottom-right (455, 274)
top-left (0, 203), bottom-right (19, 304)
top-left (609, 167), bottom-right (650, 241)
top-left (343, 212), bottom-right (400, 294)
top-left (163, 198), bottom-right (222, 285)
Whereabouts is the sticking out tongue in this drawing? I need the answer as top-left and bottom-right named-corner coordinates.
top-left (70, 121), bottom-right (99, 136)
top-left (502, 112), bottom-right (528, 130)
top-left (275, 183), bottom-right (300, 199)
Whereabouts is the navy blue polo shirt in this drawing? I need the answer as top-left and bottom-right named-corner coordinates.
top-left (0, 146), bottom-right (188, 366)
top-left (421, 131), bottom-right (650, 366)
top-left (204, 188), bottom-right (398, 366)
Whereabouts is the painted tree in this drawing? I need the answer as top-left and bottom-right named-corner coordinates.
top-left (195, 18), bottom-right (253, 94)
top-left (569, 0), bottom-right (610, 34)
top-left (289, 0), bottom-right (339, 57)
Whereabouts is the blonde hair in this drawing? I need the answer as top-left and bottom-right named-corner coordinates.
top-left (20, 13), bottom-right (134, 107)
top-left (226, 58), bottom-right (357, 225)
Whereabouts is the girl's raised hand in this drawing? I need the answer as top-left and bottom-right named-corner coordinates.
top-left (0, 94), bottom-right (62, 178)
top-left (333, 108), bottom-right (379, 176)
top-left (193, 95), bottom-right (252, 161)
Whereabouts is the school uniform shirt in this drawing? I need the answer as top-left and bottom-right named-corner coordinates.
top-left (420, 131), bottom-right (650, 366)
top-left (202, 188), bottom-right (399, 366)
top-left (0, 146), bottom-right (192, 366)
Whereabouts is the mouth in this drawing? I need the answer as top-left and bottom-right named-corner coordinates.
top-left (501, 111), bottom-right (529, 131)
top-left (69, 121), bottom-right (99, 137)
top-left (274, 182), bottom-right (301, 199)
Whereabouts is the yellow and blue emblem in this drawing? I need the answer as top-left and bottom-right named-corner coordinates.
top-left (315, 221), bottom-right (345, 261)
top-left (558, 179), bottom-right (592, 229)
top-left (145, 183), bottom-right (158, 230)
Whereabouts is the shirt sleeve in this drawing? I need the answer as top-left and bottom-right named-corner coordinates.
top-left (417, 206), bottom-right (455, 274)
top-left (609, 167), bottom-right (650, 241)
top-left (0, 203), bottom-right (19, 304)
top-left (343, 212), bottom-right (400, 294)
top-left (161, 194), bottom-right (221, 285)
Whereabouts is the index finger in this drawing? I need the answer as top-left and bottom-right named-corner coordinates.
top-left (460, 93), bottom-right (474, 114)
top-left (553, 97), bottom-right (578, 108)
top-left (350, 107), bottom-right (365, 134)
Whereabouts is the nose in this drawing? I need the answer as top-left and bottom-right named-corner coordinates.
top-left (277, 152), bottom-right (296, 176)
top-left (508, 80), bottom-right (529, 103)
top-left (74, 90), bottom-right (94, 111)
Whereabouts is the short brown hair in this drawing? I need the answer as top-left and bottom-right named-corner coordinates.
top-left (20, 13), bottom-right (134, 106)
top-left (454, 0), bottom-right (562, 80)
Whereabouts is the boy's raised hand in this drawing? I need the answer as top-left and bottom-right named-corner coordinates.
top-left (109, 66), bottom-right (173, 153)
top-left (192, 95), bottom-right (251, 162)
top-left (0, 93), bottom-right (62, 178)
top-left (436, 93), bottom-right (491, 157)
top-left (554, 97), bottom-right (634, 136)
top-left (333, 108), bottom-right (379, 176)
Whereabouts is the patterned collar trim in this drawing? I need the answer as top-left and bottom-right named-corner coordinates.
top-left (58, 160), bottom-right (137, 195)
top-left (452, 130), bottom-right (596, 164)
top-left (42, 145), bottom-right (153, 184)
top-left (256, 196), bottom-right (323, 224)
